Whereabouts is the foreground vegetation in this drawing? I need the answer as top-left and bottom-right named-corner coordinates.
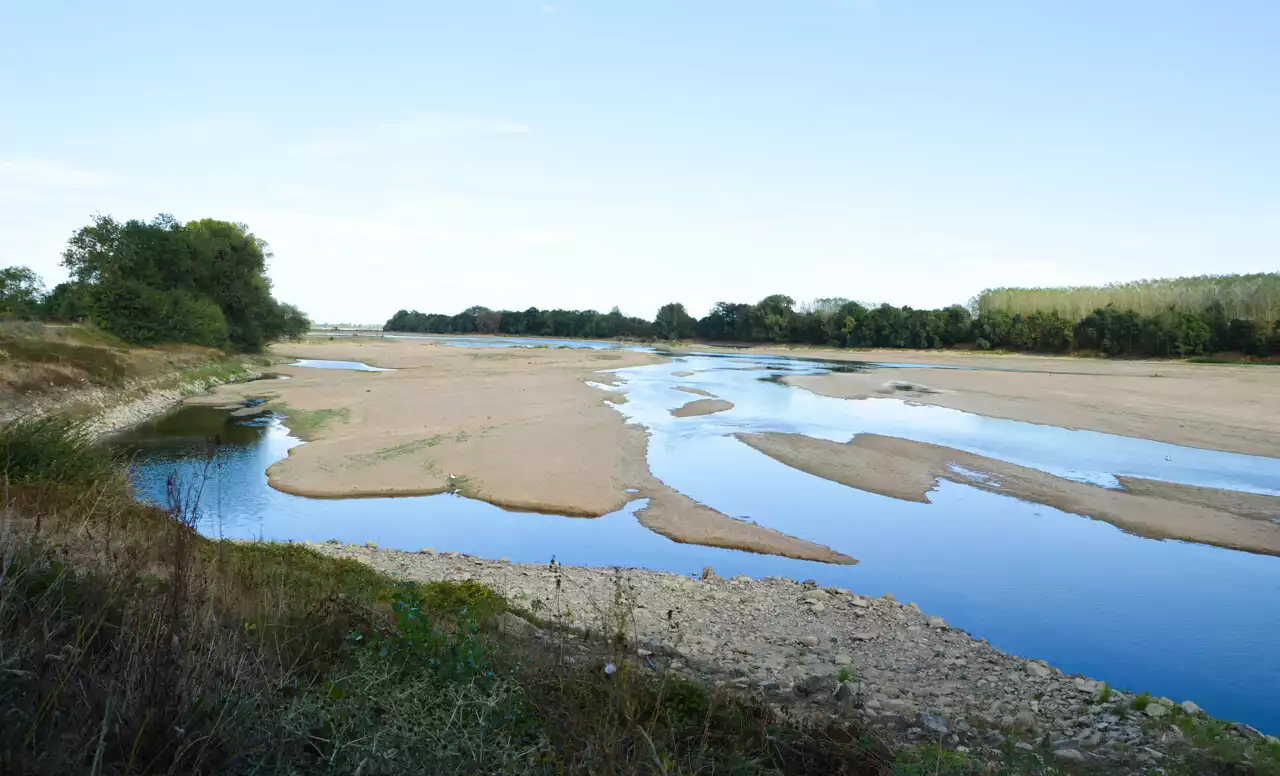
top-left (1, 213), bottom-right (309, 352)
top-left (0, 417), bottom-right (891, 774)
top-left (385, 272), bottom-right (1280, 359)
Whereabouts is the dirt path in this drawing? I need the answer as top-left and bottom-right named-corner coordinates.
top-left (737, 432), bottom-right (1280, 555)
top-left (188, 338), bottom-right (853, 565)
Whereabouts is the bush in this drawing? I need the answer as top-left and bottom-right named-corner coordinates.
top-left (0, 416), bottom-right (119, 486)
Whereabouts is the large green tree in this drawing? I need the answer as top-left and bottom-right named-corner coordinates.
top-left (654, 302), bottom-right (695, 340)
top-left (0, 266), bottom-right (44, 319)
top-left (60, 214), bottom-right (308, 351)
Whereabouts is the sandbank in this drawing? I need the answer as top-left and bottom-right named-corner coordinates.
top-left (671, 398), bottom-right (734, 417)
top-left (736, 432), bottom-right (1280, 556)
top-left (189, 338), bottom-right (852, 564)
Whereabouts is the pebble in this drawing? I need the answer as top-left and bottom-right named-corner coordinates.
top-left (299, 542), bottom-right (1251, 775)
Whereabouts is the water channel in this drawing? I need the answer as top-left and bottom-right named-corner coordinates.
top-left (110, 339), bottom-right (1280, 733)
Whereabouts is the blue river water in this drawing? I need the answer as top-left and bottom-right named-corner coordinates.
top-left (112, 344), bottom-right (1280, 733)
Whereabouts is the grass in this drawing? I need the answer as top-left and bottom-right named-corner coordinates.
top-left (0, 332), bottom-right (130, 384)
top-left (275, 405), bottom-right (351, 440)
top-left (0, 419), bottom-right (895, 774)
top-left (0, 415), bottom-right (120, 486)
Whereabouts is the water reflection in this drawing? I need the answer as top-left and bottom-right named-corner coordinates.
top-left (291, 359), bottom-right (392, 372)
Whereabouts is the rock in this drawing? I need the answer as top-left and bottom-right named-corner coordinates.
top-left (636, 648), bottom-right (653, 657)
top-left (1011, 710), bottom-right (1037, 732)
top-left (834, 653), bottom-right (852, 666)
top-left (1180, 700), bottom-right (1202, 715)
top-left (799, 635), bottom-right (820, 648)
top-left (1144, 704), bottom-right (1169, 719)
top-left (364, 541), bottom-right (378, 549)
top-left (926, 616), bottom-right (947, 630)
top-left (916, 713), bottom-right (949, 735)
top-left (1053, 748), bottom-right (1088, 763)
top-left (809, 602), bottom-right (826, 613)
top-left (794, 673), bottom-right (835, 697)
top-left (1025, 662), bottom-right (1051, 679)
top-left (881, 698), bottom-right (915, 715)
top-left (834, 682), bottom-right (855, 705)
top-left (497, 612), bottom-right (539, 637)
top-left (499, 557), bottom-right (510, 563)
top-left (701, 566), bottom-right (716, 580)
top-left (907, 602), bottom-right (922, 613)
top-left (850, 596), bottom-right (869, 609)
top-left (418, 547), bottom-right (435, 554)
top-left (849, 632), bottom-right (875, 642)
top-left (1160, 725), bottom-right (1185, 745)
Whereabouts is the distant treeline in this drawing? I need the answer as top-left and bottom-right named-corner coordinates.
top-left (0, 215), bottom-right (309, 352)
top-left (386, 273), bottom-right (1280, 358)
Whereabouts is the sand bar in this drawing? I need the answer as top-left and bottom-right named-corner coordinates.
top-left (670, 398), bottom-right (734, 417)
top-left (770, 355), bottom-right (1280, 458)
top-left (188, 338), bottom-right (853, 564)
top-left (737, 432), bottom-right (1280, 556)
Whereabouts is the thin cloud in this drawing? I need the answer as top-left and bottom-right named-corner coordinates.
top-left (0, 156), bottom-right (106, 190)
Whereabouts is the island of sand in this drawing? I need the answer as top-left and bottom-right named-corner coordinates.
top-left (188, 338), bottom-right (854, 565)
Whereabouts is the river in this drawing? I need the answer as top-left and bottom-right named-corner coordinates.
top-left (110, 339), bottom-right (1280, 733)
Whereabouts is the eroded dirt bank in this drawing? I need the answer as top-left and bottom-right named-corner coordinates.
top-left (737, 432), bottom-right (1280, 555)
top-left (188, 338), bottom-right (853, 564)
top-left (777, 356), bottom-right (1280, 458)
top-left (303, 541), bottom-right (1276, 774)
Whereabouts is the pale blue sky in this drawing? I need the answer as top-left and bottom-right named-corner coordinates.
top-left (2, 1), bottom-right (1276, 323)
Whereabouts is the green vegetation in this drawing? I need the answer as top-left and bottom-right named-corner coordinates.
top-left (385, 272), bottom-right (1280, 359)
top-left (978, 274), bottom-right (1280, 324)
top-left (1133, 691), bottom-right (1152, 711)
top-left (0, 420), bottom-right (893, 774)
top-left (0, 415), bottom-right (119, 486)
top-left (275, 405), bottom-right (351, 440)
top-left (1, 212), bottom-right (311, 352)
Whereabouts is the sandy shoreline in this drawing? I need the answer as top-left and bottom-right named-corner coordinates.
top-left (761, 352), bottom-right (1280, 458)
top-left (737, 432), bottom-right (1280, 556)
top-left (188, 338), bottom-right (853, 565)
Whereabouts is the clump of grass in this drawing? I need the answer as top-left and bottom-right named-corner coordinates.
top-left (1098, 681), bottom-right (1112, 703)
top-left (1133, 691), bottom-right (1152, 711)
top-left (275, 405), bottom-right (350, 440)
top-left (0, 334), bottom-right (129, 384)
top-left (0, 415), bottom-right (120, 486)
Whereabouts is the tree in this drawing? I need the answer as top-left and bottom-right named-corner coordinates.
top-left (60, 214), bottom-right (308, 351)
top-left (654, 302), bottom-right (694, 340)
top-left (0, 266), bottom-right (44, 319)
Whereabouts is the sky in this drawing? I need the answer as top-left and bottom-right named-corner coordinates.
top-left (1, 1), bottom-right (1277, 324)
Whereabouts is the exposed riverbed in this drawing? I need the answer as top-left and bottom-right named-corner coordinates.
top-left (111, 337), bottom-right (1280, 734)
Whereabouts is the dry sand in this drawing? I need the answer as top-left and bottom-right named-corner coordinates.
top-left (189, 338), bottom-right (853, 565)
top-left (670, 398), bottom-right (735, 417)
top-left (767, 353), bottom-right (1280, 458)
top-left (737, 432), bottom-right (1280, 556)
top-left (672, 386), bottom-right (715, 398)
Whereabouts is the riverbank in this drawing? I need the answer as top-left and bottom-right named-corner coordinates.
top-left (304, 540), bottom-right (1280, 774)
top-left (0, 323), bottom-right (265, 437)
top-left (186, 338), bottom-right (853, 564)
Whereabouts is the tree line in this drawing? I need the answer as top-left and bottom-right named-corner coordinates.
top-left (1, 214), bottom-right (309, 352)
top-left (386, 280), bottom-right (1280, 359)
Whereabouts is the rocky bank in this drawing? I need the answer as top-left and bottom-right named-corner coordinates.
top-left (305, 541), bottom-right (1278, 774)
